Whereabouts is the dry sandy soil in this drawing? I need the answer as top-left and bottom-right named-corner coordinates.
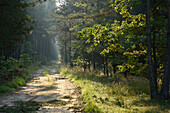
top-left (0, 66), bottom-right (82, 113)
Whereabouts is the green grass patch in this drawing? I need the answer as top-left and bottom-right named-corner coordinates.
top-left (7, 77), bottom-right (26, 89)
top-left (43, 65), bottom-right (57, 77)
top-left (42, 65), bottom-right (57, 87)
top-left (59, 66), bottom-right (170, 113)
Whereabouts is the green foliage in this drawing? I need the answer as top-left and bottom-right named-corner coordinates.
top-left (0, 61), bottom-right (46, 95)
top-left (0, 56), bottom-right (32, 94)
top-left (19, 54), bottom-right (31, 68)
top-left (10, 77), bottom-right (26, 88)
top-left (0, 57), bottom-right (24, 81)
top-left (84, 103), bottom-right (101, 113)
top-left (70, 0), bottom-right (167, 80)
top-left (19, 41), bottom-right (35, 67)
top-left (0, 85), bottom-right (14, 95)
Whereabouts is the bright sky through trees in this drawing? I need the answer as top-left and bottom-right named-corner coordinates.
top-left (55, 0), bottom-right (65, 6)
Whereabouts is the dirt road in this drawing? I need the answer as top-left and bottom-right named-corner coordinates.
top-left (0, 65), bottom-right (82, 113)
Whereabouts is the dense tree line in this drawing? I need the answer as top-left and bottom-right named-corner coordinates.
top-left (0, 0), bottom-right (58, 83)
top-left (27, 0), bottom-right (58, 62)
top-left (52, 0), bottom-right (170, 99)
top-left (0, 0), bottom-right (32, 60)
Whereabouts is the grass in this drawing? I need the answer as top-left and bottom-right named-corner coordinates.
top-left (0, 99), bottom-right (68, 113)
top-left (0, 62), bottom-right (53, 95)
top-left (43, 65), bottom-right (57, 76)
top-left (59, 66), bottom-right (170, 113)
top-left (43, 65), bottom-right (57, 87)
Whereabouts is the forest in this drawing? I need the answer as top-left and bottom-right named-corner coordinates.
top-left (0, 0), bottom-right (170, 112)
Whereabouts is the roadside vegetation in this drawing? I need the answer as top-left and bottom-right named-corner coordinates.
top-left (59, 66), bottom-right (170, 113)
top-left (0, 58), bottom-right (52, 95)
top-left (0, 64), bottom-right (61, 112)
top-left (0, 65), bottom-right (81, 113)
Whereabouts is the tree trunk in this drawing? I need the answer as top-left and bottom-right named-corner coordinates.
top-left (153, 29), bottom-right (158, 92)
top-left (110, 66), bottom-right (113, 77)
top-left (113, 64), bottom-right (117, 74)
top-left (47, 39), bottom-right (49, 59)
top-left (88, 60), bottom-right (91, 71)
top-left (93, 52), bottom-right (96, 70)
top-left (18, 41), bottom-right (22, 60)
top-left (106, 56), bottom-right (109, 76)
top-left (97, 0), bottom-right (100, 13)
top-left (69, 22), bottom-right (72, 66)
top-left (83, 58), bottom-right (87, 72)
top-left (4, 45), bottom-right (7, 60)
top-left (147, 0), bottom-right (157, 98)
top-left (160, 1), bottom-right (170, 99)
top-left (1, 47), bottom-right (3, 57)
top-left (103, 56), bottom-right (105, 76)
top-left (35, 32), bottom-right (39, 62)
top-left (68, 40), bottom-right (72, 65)
top-left (64, 42), bottom-right (68, 65)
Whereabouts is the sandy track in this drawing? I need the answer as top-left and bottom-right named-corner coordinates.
top-left (0, 66), bottom-right (82, 113)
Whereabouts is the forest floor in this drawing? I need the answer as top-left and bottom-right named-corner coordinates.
top-left (59, 66), bottom-right (170, 113)
top-left (0, 65), bottom-right (82, 113)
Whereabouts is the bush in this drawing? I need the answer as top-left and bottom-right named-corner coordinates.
top-left (0, 56), bottom-right (30, 82)
top-left (19, 54), bottom-right (31, 68)
top-left (0, 85), bottom-right (13, 94)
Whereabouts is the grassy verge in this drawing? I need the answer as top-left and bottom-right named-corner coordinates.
top-left (43, 65), bottom-right (57, 76)
top-left (59, 66), bottom-right (170, 113)
top-left (0, 62), bottom-right (52, 95)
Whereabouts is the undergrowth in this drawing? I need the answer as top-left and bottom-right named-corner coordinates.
top-left (0, 99), bottom-right (68, 113)
top-left (0, 101), bottom-right (41, 113)
top-left (58, 66), bottom-right (170, 113)
top-left (0, 62), bottom-right (52, 95)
